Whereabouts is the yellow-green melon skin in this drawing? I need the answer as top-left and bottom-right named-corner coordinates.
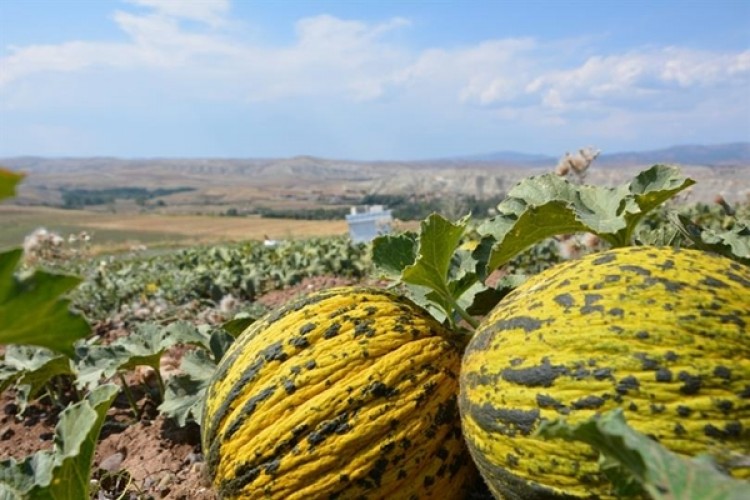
top-left (202, 287), bottom-right (477, 499)
top-left (459, 246), bottom-right (750, 499)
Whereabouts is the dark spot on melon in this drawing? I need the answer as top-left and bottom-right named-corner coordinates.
top-left (501, 358), bottom-right (568, 387)
top-left (609, 308), bottom-right (624, 317)
top-left (677, 405), bottom-right (692, 417)
top-left (650, 403), bottom-right (666, 414)
top-left (620, 264), bottom-right (651, 276)
top-left (616, 375), bottom-right (640, 395)
top-left (283, 379), bottom-right (296, 394)
top-left (713, 405), bottom-right (737, 425)
top-left (593, 368), bottom-right (614, 380)
top-left (725, 421), bottom-right (743, 438)
top-left (471, 402), bottom-right (540, 435)
top-left (655, 368), bottom-right (673, 382)
top-left (536, 393), bottom-right (564, 409)
top-left (704, 424), bottom-right (725, 438)
top-left (572, 395), bottom-right (606, 409)
top-left (299, 322), bottom-right (316, 334)
top-left (674, 423), bottom-right (686, 436)
top-left (678, 371), bottom-right (702, 395)
top-left (323, 323), bottom-right (341, 339)
top-left (634, 353), bottom-right (660, 370)
top-left (714, 365), bottom-right (732, 380)
top-left (554, 293), bottom-right (575, 308)
top-left (289, 336), bottom-right (309, 348)
top-left (368, 458), bottom-right (389, 487)
top-left (593, 254), bottom-right (617, 265)
top-left (495, 316), bottom-right (545, 333)
top-left (701, 277), bottom-right (729, 288)
top-left (580, 294), bottom-right (604, 314)
top-left (726, 272), bottom-right (750, 288)
top-left (264, 458), bottom-right (280, 475)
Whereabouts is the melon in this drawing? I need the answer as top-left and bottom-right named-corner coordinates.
top-left (202, 287), bottom-right (477, 499)
top-left (459, 246), bottom-right (749, 498)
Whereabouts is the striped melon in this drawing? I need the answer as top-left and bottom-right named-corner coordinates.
top-left (459, 246), bottom-right (749, 499)
top-left (202, 287), bottom-right (477, 499)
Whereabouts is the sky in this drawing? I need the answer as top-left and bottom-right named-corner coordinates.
top-left (0, 0), bottom-right (749, 160)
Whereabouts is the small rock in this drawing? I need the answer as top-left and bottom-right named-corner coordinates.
top-left (0, 426), bottom-right (14, 440)
top-left (183, 451), bottom-right (203, 465)
top-left (99, 449), bottom-right (127, 472)
top-left (157, 472), bottom-right (176, 497)
top-left (3, 403), bottom-right (18, 416)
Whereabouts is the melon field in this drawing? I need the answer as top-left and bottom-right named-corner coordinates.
top-left (0, 165), bottom-right (748, 499)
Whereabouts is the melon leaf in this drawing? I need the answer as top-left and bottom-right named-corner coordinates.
top-left (0, 346), bottom-right (74, 413)
top-left (478, 165), bottom-right (695, 274)
top-left (0, 249), bottom-right (90, 357)
top-left (537, 409), bottom-right (748, 500)
top-left (373, 213), bottom-right (483, 328)
top-left (159, 348), bottom-right (217, 426)
top-left (0, 384), bottom-right (119, 499)
top-left (670, 214), bottom-right (750, 265)
top-left (372, 232), bottom-right (418, 280)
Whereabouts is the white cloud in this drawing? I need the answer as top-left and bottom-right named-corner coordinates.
top-left (124, 0), bottom-right (230, 27)
top-left (0, 0), bottom-right (747, 154)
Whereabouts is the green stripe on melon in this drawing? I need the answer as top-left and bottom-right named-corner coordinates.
top-left (202, 287), bottom-right (477, 499)
top-left (459, 246), bottom-right (749, 499)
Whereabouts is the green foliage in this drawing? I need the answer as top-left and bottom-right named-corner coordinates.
top-left (60, 186), bottom-right (194, 209)
top-left (0, 245), bottom-right (90, 358)
top-left (537, 409), bottom-right (749, 500)
top-left (159, 322), bottom-right (235, 426)
top-left (671, 214), bottom-right (750, 265)
top-left (0, 346), bottom-right (74, 413)
top-left (478, 165), bottom-right (694, 273)
top-left (0, 168), bottom-right (24, 202)
top-left (373, 165), bottom-right (695, 328)
top-left (71, 236), bottom-right (370, 323)
top-left (0, 384), bottom-right (119, 499)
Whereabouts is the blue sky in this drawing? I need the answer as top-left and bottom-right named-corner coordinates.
top-left (1, 0), bottom-right (748, 160)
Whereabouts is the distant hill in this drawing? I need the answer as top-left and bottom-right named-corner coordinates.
top-left (443, 142), bottom-right (750, 167)
top-left (1, 142), bottom-right (748, 209)
top-left (597, 142), bottom-right (750, 167)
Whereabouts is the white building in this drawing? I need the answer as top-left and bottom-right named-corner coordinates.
top-left (345, 205), bottom-right (393, 243)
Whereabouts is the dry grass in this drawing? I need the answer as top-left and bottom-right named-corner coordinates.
top-left (0, 205), bottom-right (348, 252)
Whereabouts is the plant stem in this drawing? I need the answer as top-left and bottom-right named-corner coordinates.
top-left (153, 367), bottom-right (166, 403)
top-left (445, 293), bottom-right (479, 330)
top-left (118, 373), bottom-right (140, 419)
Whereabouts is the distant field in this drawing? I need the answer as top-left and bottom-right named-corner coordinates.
top-left (0, 205), bottom-right (349, 252)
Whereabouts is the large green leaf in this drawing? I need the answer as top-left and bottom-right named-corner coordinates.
top-left (478, 165), bottom-right (695, 273)
top-left (0, 249), bottom-right (90, 357)
top-left (372, 232), bottom-right (418, 280)
top-left (158, 349), bottom-right (216, 426)
top-left (538, 409), bottom-right (748, 500)
top-left (671, 214), bottom-right (750, 265)
top-left (0, 346), bottom-right (74, 412)
top-left (0, 169), bottom-right (24, 202)
top-left (0, 384), bottom-right (119, 499)
top-left (75, 321), bottom-right (208, 391)
top-left (402, 213), bottom-right (469, 295)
